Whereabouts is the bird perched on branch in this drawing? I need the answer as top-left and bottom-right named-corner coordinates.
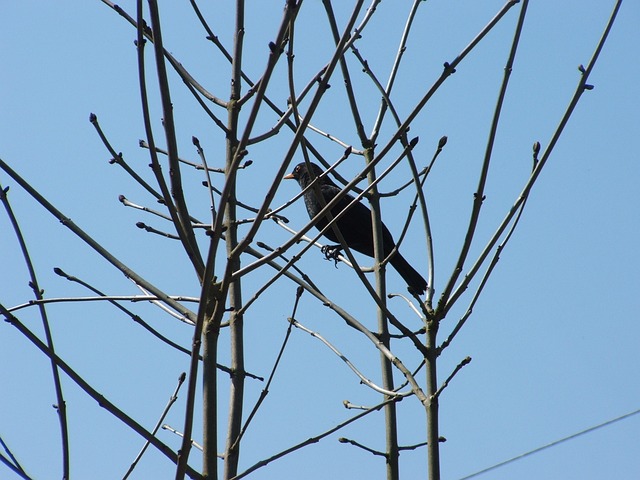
top-left (285, 162), bottom-right (427, 295)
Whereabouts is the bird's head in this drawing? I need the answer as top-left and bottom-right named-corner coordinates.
top-left (284, 162), bottom-right (327, 189)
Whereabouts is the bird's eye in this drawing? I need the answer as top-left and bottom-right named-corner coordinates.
top-left (295, 165), bottom-right (301, 173)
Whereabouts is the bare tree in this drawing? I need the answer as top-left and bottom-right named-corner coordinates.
top-left (0, 1), bottom-right (624, 479)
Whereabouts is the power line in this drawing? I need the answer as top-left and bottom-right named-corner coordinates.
top-left (457, 407), bottom-right (640, 480)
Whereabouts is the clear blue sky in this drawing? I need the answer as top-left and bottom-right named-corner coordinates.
top-left (1, 1), bottom-right (639, 479)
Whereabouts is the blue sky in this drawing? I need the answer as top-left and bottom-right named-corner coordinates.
top-left (1, 1), bottom-right (639, 479)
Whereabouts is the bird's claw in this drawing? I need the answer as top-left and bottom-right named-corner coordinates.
top-left (321, 245), bottom-right (342, 267)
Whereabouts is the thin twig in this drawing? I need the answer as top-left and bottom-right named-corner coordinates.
top-left (399, 440), bottom-right (429, 452)
top-left (0, 452), bottom-right (32, 480)
top-left (298, 118), bottom-right (363, 154)
top-left (140, 140), bottom-right (235, 173)
top-left (338, 437), bottom-right (387, 458)
top-left (123, 372), bottom-right (187, 479)
top-left (90, 114), bottom-right (165, 201)
top-left (0, 183), bottom-right (70, 478)
top-left (291, 318), bottom-right (413, 397)
top-left (0, 436), bottom-right (31, 480)
top-left (7, 293), bottom-right (199, 312)
top-left (433, 357), bottom-right (472, 400)
top-left (119, 195), bottom-right (172, 222)
top-left (192, 136), bottom-right (217, 226)
top-left (230, 286), bottom-right (304, 452)
top-left (162, 425), bottom-right (205, 452)
top-left (230, 396), bottom-right (401, 480)
top-left (136, 221), bottom-right (181, 239)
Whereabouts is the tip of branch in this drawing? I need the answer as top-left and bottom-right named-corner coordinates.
top-left (532, 141), bottom-right (541, 156)
top-left (438, 136), bottom-right (448, 149)
top-left (89, 113), bottom-right (97, 123)
top-left (256, 241), bottom-right (274, 252)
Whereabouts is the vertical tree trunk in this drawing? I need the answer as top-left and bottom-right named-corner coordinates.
top-left (223, 2), bottom-right (245, 478)
top-left (223, 189), bottom-right (245, 478)
top-left (366, 155), bottom-right (400, 480)
top-left (380, 334), bottom-right (400, 480)
top-left (202, 310), bottom-right (219, 478)
top-left (425, 319), bottom-right (440, 480)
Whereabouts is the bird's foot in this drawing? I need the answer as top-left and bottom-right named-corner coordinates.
top-left (321, 245), bottom-right (342, 267)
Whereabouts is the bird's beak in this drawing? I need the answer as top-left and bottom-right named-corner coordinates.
top-left (283, 172), bottom-right (295, 180)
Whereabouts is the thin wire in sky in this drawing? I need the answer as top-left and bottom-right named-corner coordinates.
top-left (457, 407), bottom-right (640, 480)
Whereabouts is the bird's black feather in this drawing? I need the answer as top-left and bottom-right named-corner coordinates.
top-left (286, 162), bottom-right (427, 295)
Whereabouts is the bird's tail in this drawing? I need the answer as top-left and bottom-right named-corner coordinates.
top-left (389, 253), bottom-right (427, 295)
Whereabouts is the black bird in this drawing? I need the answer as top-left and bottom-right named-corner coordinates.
top-left (285, 162), bottom-right (427, 295)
